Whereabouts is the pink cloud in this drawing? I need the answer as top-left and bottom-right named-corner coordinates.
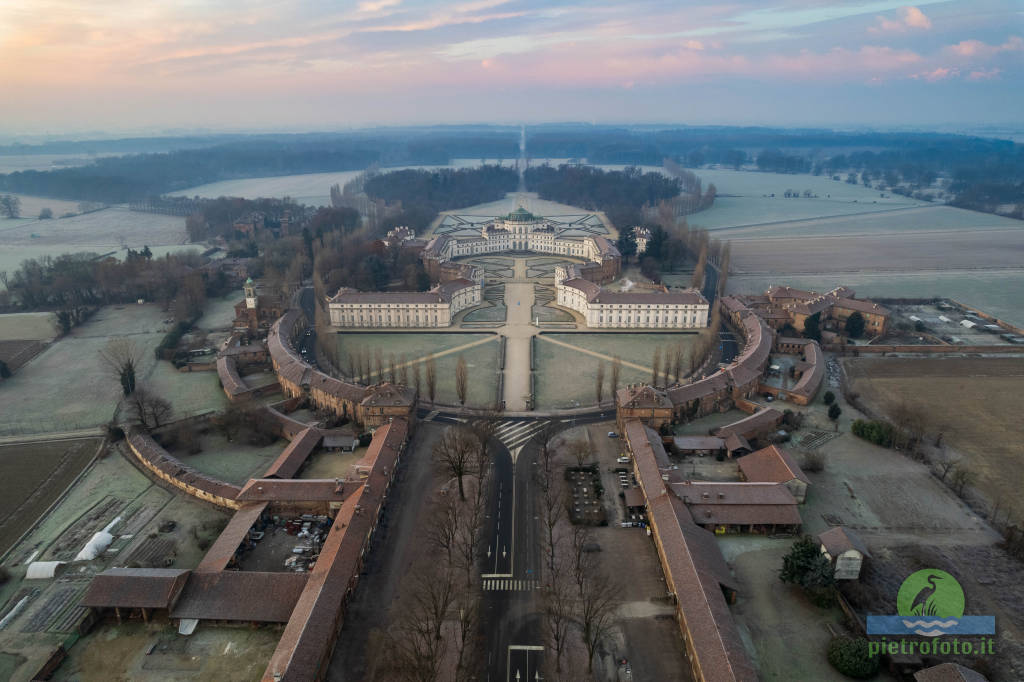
top-left (682, 40), bottom-right (704, 51)
top-left (912, 67), bottom-right (958, 82)
top-left (948, 35), bottom-right (1023, 58)
top-left (869, 6), bottom-right (932, 33)
top-left (967, 68), bottom-right (1001, 81)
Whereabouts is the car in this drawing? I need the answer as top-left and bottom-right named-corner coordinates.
top-left (607, 431), bottom-right (619, 438)
top-left (616, 456), bottom-right (630, 464)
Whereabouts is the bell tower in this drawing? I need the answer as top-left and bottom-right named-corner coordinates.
top-left (244, 277), bottom-right (258, 309)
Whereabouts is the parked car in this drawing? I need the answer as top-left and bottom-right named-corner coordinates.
top-left (616, 456), bottom-right (630, 463)
top-left (607, 431), bottom-right (619, 438)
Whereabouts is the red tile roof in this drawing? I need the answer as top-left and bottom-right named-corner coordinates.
top-left (737, 445), bottom-right (810, 484)
top-left (81, 568), bottom-right (190, 610)
top-left (196, 502), bottom-right (269, 573)
top-left (263, 427), bottom-right (322, 479)
top-left (171, 571), bottom-right (308, 623)
top-left (237, 479), bottom-right (352, 502)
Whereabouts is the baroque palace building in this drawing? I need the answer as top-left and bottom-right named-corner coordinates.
top-left (327, 277), bottom-right (482, 328)
top-left (555, 264), bottom-right (709, 329)
top-left (421, 207), bottom-right (622, 284)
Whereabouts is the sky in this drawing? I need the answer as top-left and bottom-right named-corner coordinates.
top-left (1, 0), bottom-right (1022, 135)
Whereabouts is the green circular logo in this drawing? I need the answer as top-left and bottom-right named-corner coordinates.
top-left (897, 569), bottom-right (964, 618)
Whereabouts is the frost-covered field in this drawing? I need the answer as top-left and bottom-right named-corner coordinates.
top-left (0, 304), bottom-right (226, 435)
top-left (729, 270), bottom-right (1024, 328)
top-left (0, 207), bottom-right (190, 285)
top-left (0, 312), bottom-right (59, 341)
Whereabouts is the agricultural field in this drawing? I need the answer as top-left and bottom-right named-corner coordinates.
top-left (0, 206), bottom-right (190, 281)
top-left (170, 169), bottom-right (366, 206)
top-left (0, 313), bottom-right (58, 341)
top-left (0, 194), bottom-right (82, 220)
top-left (0, 438), bottom-right (101, 556)
top-left (843, 357), bottom-right (1024, 523)
top-left (0, 304), bottom-right (224, 435)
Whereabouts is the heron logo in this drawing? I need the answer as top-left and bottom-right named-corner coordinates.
top-left (867, 567), bottom-right (994, 639)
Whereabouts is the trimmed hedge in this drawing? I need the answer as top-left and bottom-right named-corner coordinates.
top-left (827, 636), bottom-right (879, 679)
top-left (851, 419), bottom-right (896, 448)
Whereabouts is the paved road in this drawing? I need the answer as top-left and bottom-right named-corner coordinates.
top-left (502, 258), bottom-right (536, 411)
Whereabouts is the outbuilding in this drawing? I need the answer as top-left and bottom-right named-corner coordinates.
top-left (818, 526), bottom-right (870, 580)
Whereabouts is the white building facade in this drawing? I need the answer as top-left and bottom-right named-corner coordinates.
top-left (328, 278), bottom-right (482, 328)
top-left (422, 207), bottom-right (621, 271)
top-left (555, 267), bottom-right (709, 329)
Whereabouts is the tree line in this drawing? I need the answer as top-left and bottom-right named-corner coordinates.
top-left (363, 165), bottom-right (518, 216)
top-left (0, 249), bottom-right (228, 330)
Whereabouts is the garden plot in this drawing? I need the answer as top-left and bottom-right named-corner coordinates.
top-left (0, 438), bottom-right (101, 556)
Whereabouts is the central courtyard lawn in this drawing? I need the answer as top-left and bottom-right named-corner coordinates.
top-left (335, 331), bottom-right (501, 407)
top-left (534, 339), bottom-right (649, 409)
top-left (542, 332), bottom-right (698, 368)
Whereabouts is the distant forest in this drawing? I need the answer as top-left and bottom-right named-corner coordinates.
top-left (525, 165), bottom-right (685, 227)
top-left (0, 125), bottom-right (1020, 217)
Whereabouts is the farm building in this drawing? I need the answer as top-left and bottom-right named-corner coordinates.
top-left (672, 436), bottom-right (725, 457)
top-left (818, 526), bottom-right (871, 580)
top-left (671, 481), bottom-right (802, 534)
top-left (737, 445), bottom-right (810, 503)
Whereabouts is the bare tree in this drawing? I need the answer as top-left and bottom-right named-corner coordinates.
top-left (935, 453), bottom-right (958, 483)
top-left (127, 386), bottom-right (173, 429)
top-left (542, 556), bottom-right (574, 675)
top-left (595, 360), bottom-right (605, 403)
top-left (427, 493), bottom-right (461, 568)
top-left (455, 354), bottom-right (468, 405)
top-left (539, 482), bottom-right (566, 576)
top-left (611, 356), bottom-right (622, 395)
top-left (570, 525), bottom-right (595, 596)
top-left (434, 426), bottom-right (479, 500)
top-left (426, 355), bottom-right (437, 403)
top-left (374, 348), bottom-right (384, 384)
top-left (387, 562), bottom-right (456, 682)
top-left (398, 353), bottom-right (408, 385)
top-left (453, 582), bottom-right (479, 677)
top-left (579, 570), bottom-right (620, 673)
top-left (567, 439), bottom-right (591, 467)
top-left (651, 347), bottom-right (661, 387)
top-left (99, 337), bottom-right (140, 397)
top-left (388, 352), bottom-right (397, 383)
top-left (412, 360), bottom-right (422, 397)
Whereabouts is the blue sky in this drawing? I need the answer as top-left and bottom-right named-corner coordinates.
top-left (2, 0), bottom-right (1022, 133)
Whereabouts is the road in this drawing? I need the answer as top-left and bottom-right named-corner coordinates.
top-left (478, 419), bottom-right (545, 682)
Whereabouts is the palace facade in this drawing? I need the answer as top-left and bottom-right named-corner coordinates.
top-left (328, 278), bottom-right (482, 328)
top-left (421, 207), bottom-right (621, 284)
top-left (555, 265), bottom-right (708, 329)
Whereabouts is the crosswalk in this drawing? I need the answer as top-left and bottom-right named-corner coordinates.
top-left (483, 578), bottom-right (541, 591)
top-left (487, 420), bottom-right (553, 451)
